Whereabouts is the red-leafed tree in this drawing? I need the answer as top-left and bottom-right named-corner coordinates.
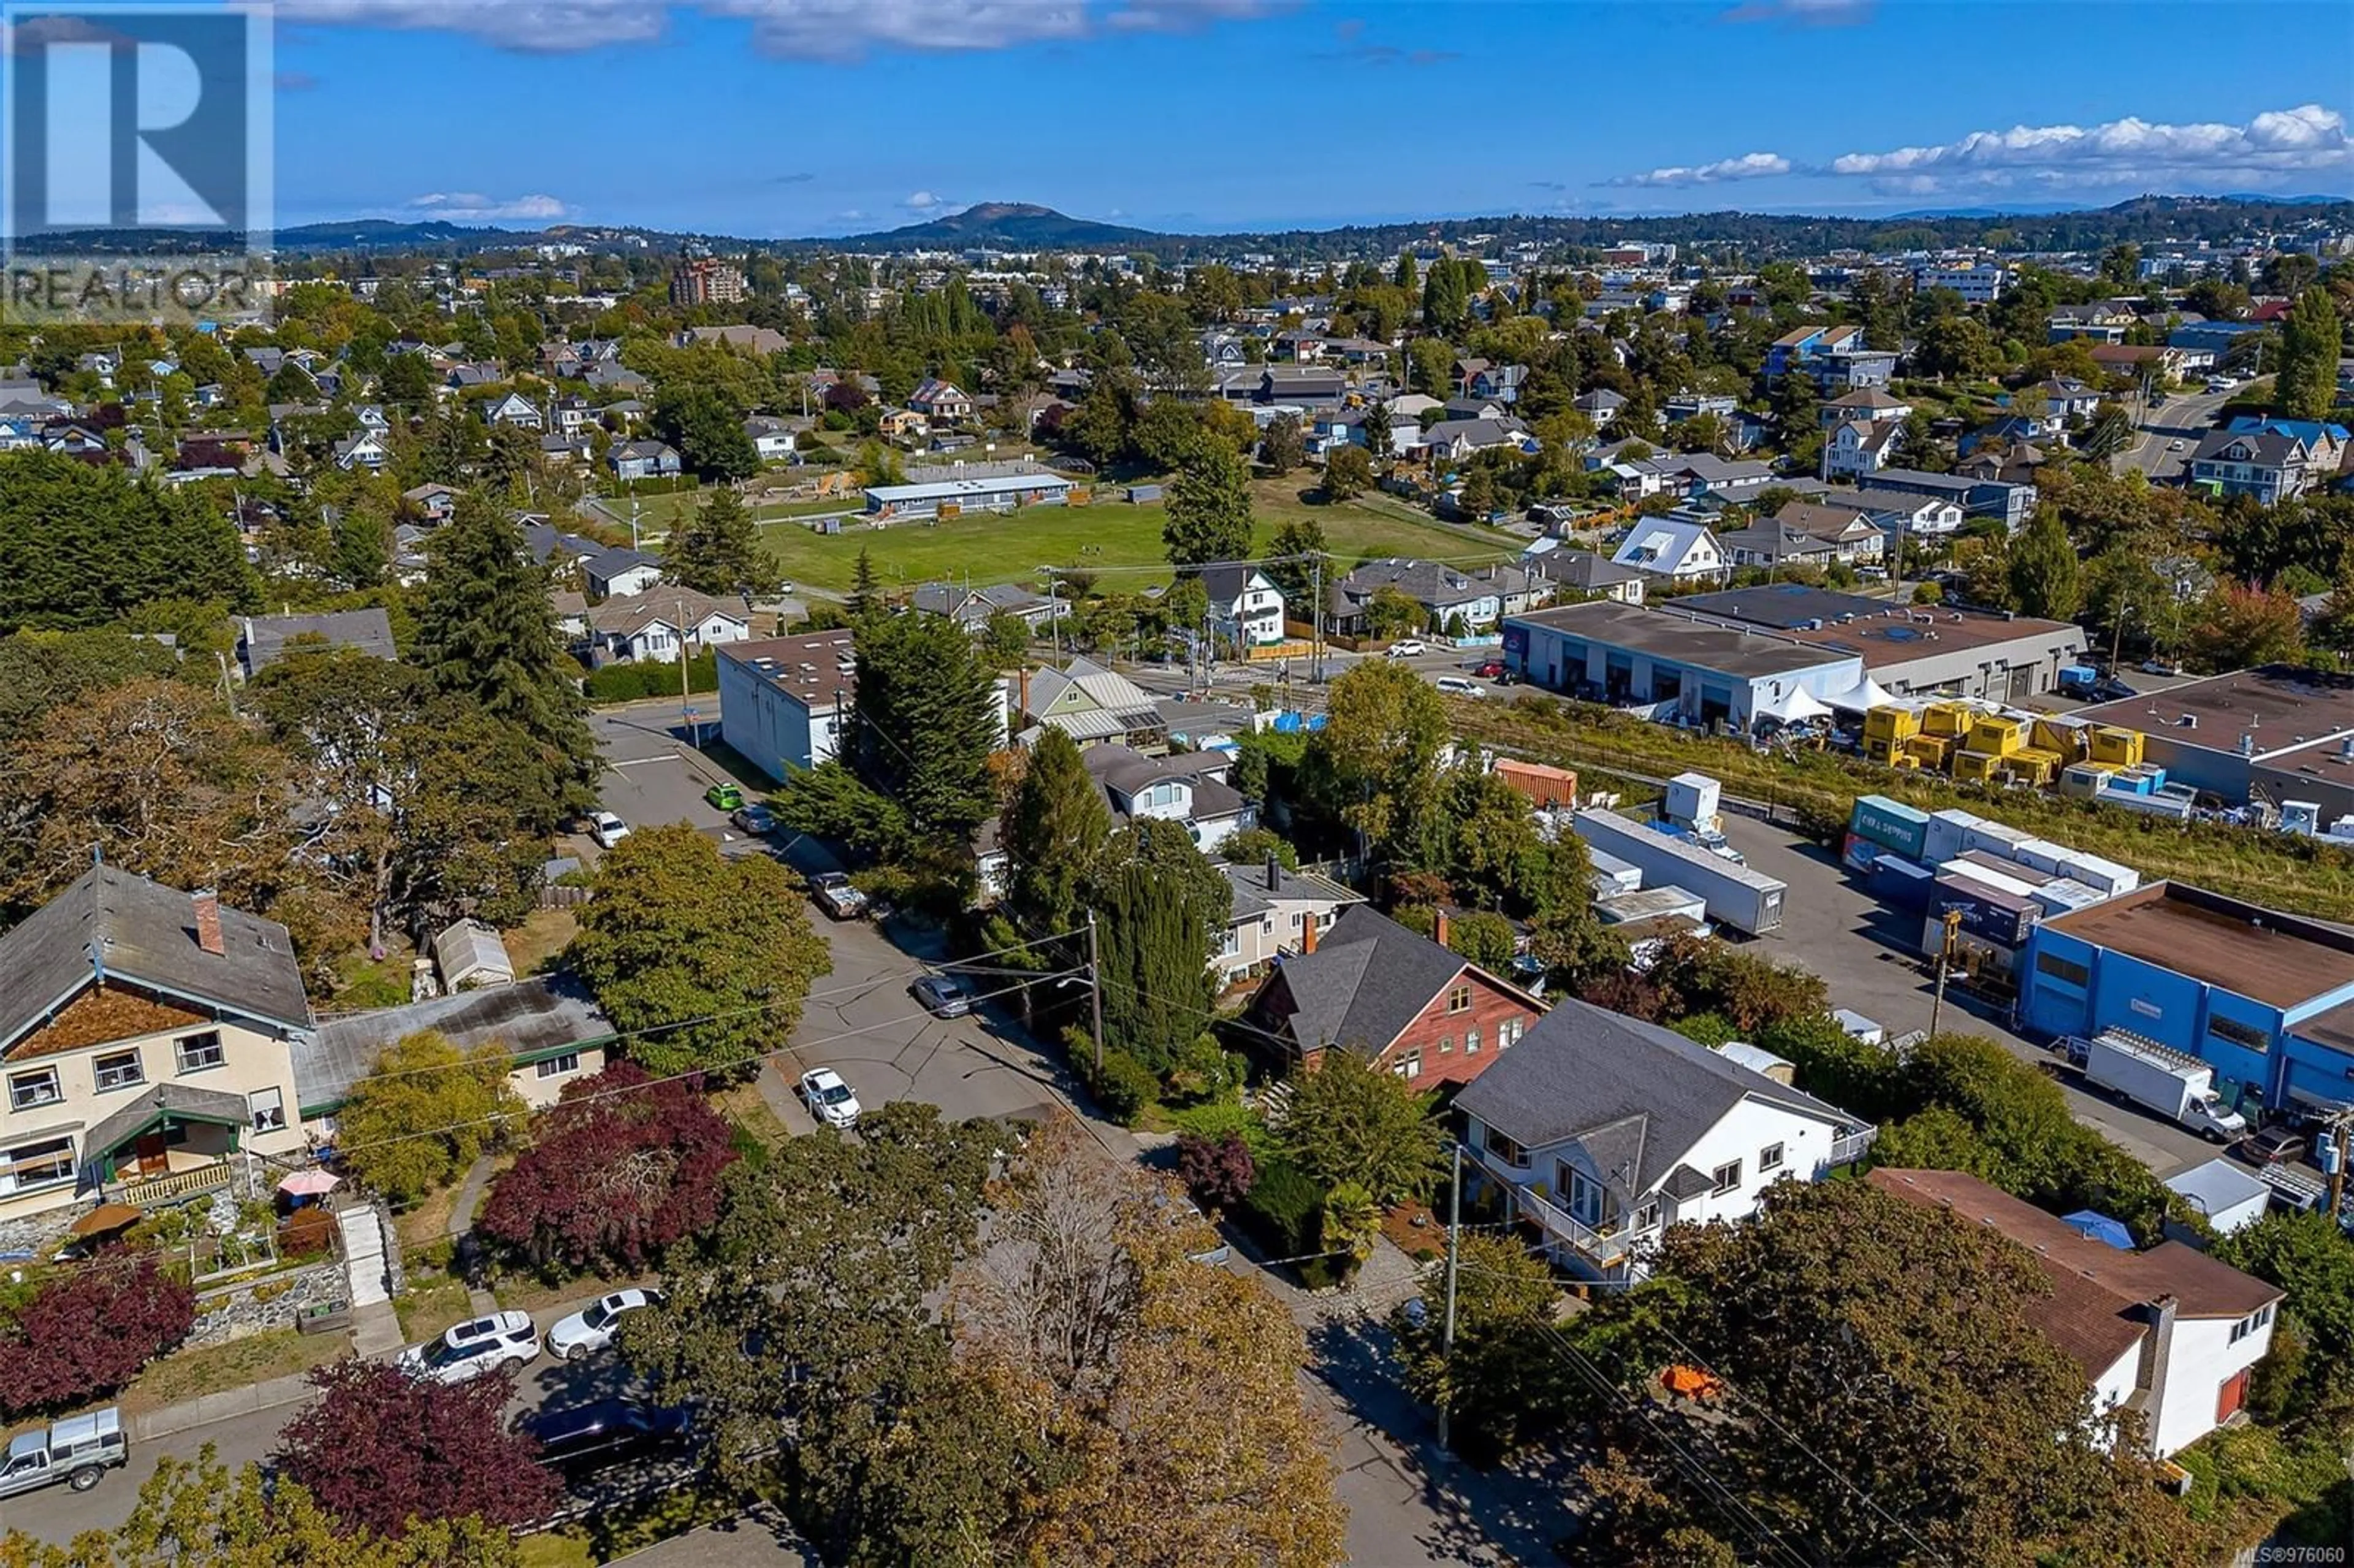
top-left (0, 1251), bottom-right (194, 1417)
top-left (1175, 1130), bottom-right (1255, 1211)
top-left (274, 1357), bottom-right (560, 1538)
top-left (476, 1062), bottom-right (737, 1277)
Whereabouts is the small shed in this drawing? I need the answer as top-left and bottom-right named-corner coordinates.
top-left (1126, 484), bottom-right (1164, 504)
top-left (1714, 1041), bottom-right (1795, 1086)
top-left (2164, 1158), bottom-right (2272, 1237)
top-left (433, 919), bottom-right (515, 992)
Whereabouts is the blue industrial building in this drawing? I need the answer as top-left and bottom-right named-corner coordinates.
top-left (1501, 600), bottom-right (1866, 731)
top-left (2019, 882), bottom-right (2354, 1116)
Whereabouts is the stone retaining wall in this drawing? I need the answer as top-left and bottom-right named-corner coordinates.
top-left (188, 1259), bottom-right (349, 1346)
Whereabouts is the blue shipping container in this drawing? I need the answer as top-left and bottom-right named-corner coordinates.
top-left (1930, 877), bottom-right (2038, 947)
top-left (1850, 795), bottom-right (1930, 861)
top-left (1871, 854), bottom-right (1935, 911)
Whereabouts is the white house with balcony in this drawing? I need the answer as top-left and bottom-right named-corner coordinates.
top-left (1197, 564), bottom-right (1287, 648)
top-left (1451, 999), bottom-right (1875, 1284)
top-left (1081, 745), bottom-right (1254, 855)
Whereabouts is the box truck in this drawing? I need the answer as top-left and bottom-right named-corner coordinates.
top-left (1572, 810), bottom-right (1786, 935)
top-left (2080, 1030), bottom-right (2248, 1141)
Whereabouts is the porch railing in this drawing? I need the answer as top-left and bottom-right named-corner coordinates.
top-left (114, 1163), bottom-right (234, 1208)
top-left (1511, 1179), bottom-right (1639, 1266)
top-left (1827, 1125), bottom-right (1880, 1169)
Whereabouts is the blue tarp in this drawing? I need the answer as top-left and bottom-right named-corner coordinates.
top-left (2062, 1210), bottom-right (2135, 1250)
top-left (1270, 712), bottom-right (1328, 733)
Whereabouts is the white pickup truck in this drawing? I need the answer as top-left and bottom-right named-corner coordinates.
top-left (0, 1407), bottom-right (128, 1498)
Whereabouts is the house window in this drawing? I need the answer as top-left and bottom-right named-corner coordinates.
top-left (1485, 1127), bottom-right (1530, 1168)
top-left (1438, 1035), bottom-right (1454, 1055)
top-left (1290, 911), bottom-right (1305, 931)
top-left (175, 1031), bottom-right (224, 1075)
top-left (93, 1051), bottom-right (145, 1092)
top-left (2230, 1304), bottom-right (2275, 1345)
top-left (1501, 1016), bottom-right (1525, 1048)
top-left (1, 1136), bottom-right (73, 1194)
top-left (1447, 984), bottom-right (1472, 1014)
top-left (2035, 952), bottom-right (2090, 988)
top-left (1465, 1025), bottom-right (1481, 1056)
top-left (1392, 1051), bottom-right (1420, 1081)
top-left (2208, 1016), bottom-right (2269, 1054)
top-left (1219, 926), bottom-right (1240, 958)
top-left (1711, 1160), bottom-right (1743, 1197)
top-left (1564, 1166), bottom-right (1604, 1227)
top-left (1634, 1200), bottom-right (1661, 1231)
top-left (248, 1087), bottom-right (286, 1133)
top-left (536, 1052), bottom-right (581, 1080)
top-left (7, 1068), bottom-right (60, 1113)
top-left (1759, 1142), bottom-right (1785, 1173)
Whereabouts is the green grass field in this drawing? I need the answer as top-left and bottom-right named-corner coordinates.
top-left (755, 478), bottom-right (1522, 595)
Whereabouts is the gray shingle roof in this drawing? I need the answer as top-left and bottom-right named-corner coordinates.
top-left (1452, 997), bottom-right (1856, 1206)
top-left (0, 867), bottom-right (310, 1056)
top-left (1263, 907), bottom-right (1469, 1056)
top-left (296, 976), bottom-right (612, 1114)
top-left (240, 608), bottom-right (397, 675)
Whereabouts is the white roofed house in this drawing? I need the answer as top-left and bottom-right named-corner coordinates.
top-left (1452, 999), bottom-right (1876, 1284)
top-left (1197, 563), bottom-right (1287, 648)
top-left (1610, 516), bottom-right (1725, 583)
top-left (1021, 657), bottom-right (1169, 753)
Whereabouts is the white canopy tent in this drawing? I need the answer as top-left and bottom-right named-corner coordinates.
top-left (1821, 675), bottom-right (1898, 713)
top-left (1754, 686), bottom-right (1834, 726)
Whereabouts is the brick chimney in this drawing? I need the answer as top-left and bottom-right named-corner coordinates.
top-left (1435, 909), bottom-right (1451, 949)
top-left (1301, 915), bottom-right (1319, 954)
top-left (192, 889), bottom-right (224, 956)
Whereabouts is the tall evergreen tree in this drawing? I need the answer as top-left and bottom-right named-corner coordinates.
top-left (2275, 288), bottom-right (2343, 421)
top-left (2006, 507), bottom-right (2083, 622)
top-left (847, 546), bottom-right (881, 623)
top-left (664, 487), bottom-right (773, 596)
top-left (1089, 820), bottom-right (1230, 1073)
top-left (848, 609), bottom-right (999, 840)
top-left (1002, 727), bottom-right (1110, 941)
top-left (0, 452), bottom-right (253, 631)
top-left (1265, 517), bottom-right (1328, 612)
top-left (1162, 439), bottom-right (1254, 568)
top-left (409, 492), bottom-right (598, 818)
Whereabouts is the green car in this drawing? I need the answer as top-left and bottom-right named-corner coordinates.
top-left (704, 782), bottom-right (745, 812)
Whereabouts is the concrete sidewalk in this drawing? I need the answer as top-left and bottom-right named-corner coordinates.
top-left (130, 1372), bottom-right (316, 1443)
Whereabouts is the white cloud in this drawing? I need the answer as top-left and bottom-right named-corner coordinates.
top-left (1605, 151), bottom-right (1791, 189)
top-left (1718, 0), bottom-right (1873, 24)
top-left (406, 191), bottom-right (571, 221)
top-left (278, 0), bottom-right (1276, 58)
top-left (1829, 104), bottom-right (2351, 185)
top-left (901, 190), bottom-right (949, 211)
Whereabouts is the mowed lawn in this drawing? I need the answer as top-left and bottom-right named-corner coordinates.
top-left (757, 479), bottom-right (1523, 595)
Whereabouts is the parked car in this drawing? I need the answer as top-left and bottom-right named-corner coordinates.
top-left (1385, 639), bottom-right (1427, 658)
top-left (797, 1067), bottom-right (862, 1129)
top-left (2232, 1126), bottom-right (2310, 1168)
top-left (546, 1288), bottom-right (663, 1362)
top-left (808, 872), bottom-right (869, 920)
top-left (0, 1408), bottom-right (127, 1498)
top-left (1433, 677), bottom-right (1487, 698)
top-left (519, 1398), bottom-right (691, 1479)
top-left (704, 782), bottom-right (744, 812)
top-left (588, 811), bottom-right (630, 850)
top-left (400, 1311), bottom-right (539, 1385)
top-left (2168, 439), bottom-right (2186, 452)
top-left (912, 974), bottom-right (972, 1018)
top-left (731, 802), bottom-right (776, 835)
top-left (1470, 659), bottom-right (1506, 679)
top-left (2139, 659), bottom-right (2184, 677)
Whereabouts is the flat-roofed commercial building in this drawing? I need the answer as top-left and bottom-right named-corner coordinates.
top-left (1501, 599), bottom-right (1863, 731)
top-left (1674, 583), bottom-right (2087, 703)
top-left (2074, 664), bottom-right (2354, 819)
top-left (2020, 881), bottom-right (2354, 1116)
top-left (863, 461), bottom-right (1075, 520)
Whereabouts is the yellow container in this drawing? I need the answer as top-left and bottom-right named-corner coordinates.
top-left (1952, 749), bottom-right (2003, 783)
top-left (2031, 718), bottom-right (2088, 761)
top-left (1922, 703), bottom-right (1973, 739)
top-left (1967, 715), bottom-right (2027, 756)
top-left (1903, 733), bottom-right (1955, 769)
top-left (2086, 726), bottom-right (2144, 767)
top-left (2005, 747), bottom-right (2063, 787)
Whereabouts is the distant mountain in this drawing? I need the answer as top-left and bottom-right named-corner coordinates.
top-left (822, 203), bottom-right (1170, 252)
top-left (274, 218), bottom-right (521, 249)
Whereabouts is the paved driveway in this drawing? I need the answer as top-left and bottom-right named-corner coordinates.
top-left (587, 699), bottom-right (768, 857)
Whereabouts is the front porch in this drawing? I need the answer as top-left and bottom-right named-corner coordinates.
top-left (83, 1083), bottom-right (255, 1207)
top-left (1467, 1139), bottom-right (1653, 1282)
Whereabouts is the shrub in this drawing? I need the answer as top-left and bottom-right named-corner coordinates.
top-left (582, 650), bottom-right (718, 704)
top-left (337, 1030), bottom-right (524, 1205)
top-left (0, 1252), bottom-right (194, 1417)
top-left (275, 1358), bottom-right (561, 1539)
top-left (1239, 1158), bottom-right (1327, 1260)
top-left (277, 1206), bottom-right (338, 1260)
top-left (476, 1062), bottom-right (739, 1278)
top-left (1175, 1130), bottom-right (1256, 1211)
top-left (1067, 1029), bottom-right (1158, 1125)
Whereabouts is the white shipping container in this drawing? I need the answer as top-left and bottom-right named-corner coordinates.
top-left (2006, 838), bottom-right (2073, 876)
top-left (1940, 857), bottom-right (2043, 902)
top-left (1664, 772), bottom-right (1723, 828)
top-left (1588, 848), bottom-right (1643, 896)
top-left (1961, 820), bottom-right (2033, 858)
top-left (2059, 851), bottom-right (2139, 897)
top-left (2030, 878), bottom-right (2104, 916)
top-left (1922, 809), bottom-right (1985, 866)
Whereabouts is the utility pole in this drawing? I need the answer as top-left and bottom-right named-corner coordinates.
top-left (1086, 909), bottom-right (1106, 1077)
top-left (630, 492), bottom-right (641, 552)
top-left (678, 594), bottom-right (695, 745)
top-left (1437, 1140), bottom-right (1464, 1452)
top-left (1310, 552), bottom-right (1324, 683)
top-left (1928, 907), bottom-right (1962, 1039)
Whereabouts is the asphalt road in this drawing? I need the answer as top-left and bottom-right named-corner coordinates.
top-left (2114, 383), bottom-right (2234, 479)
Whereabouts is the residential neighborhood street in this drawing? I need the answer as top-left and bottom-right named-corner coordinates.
top-left (2114, 382), bottom-right (2235, 479)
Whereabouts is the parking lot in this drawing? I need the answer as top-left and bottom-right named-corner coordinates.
top-left (1716, 813), bottom-right (2221, 1177)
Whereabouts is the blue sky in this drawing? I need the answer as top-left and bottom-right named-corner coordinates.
top-left (255, 0), bottom-right (2352, 234)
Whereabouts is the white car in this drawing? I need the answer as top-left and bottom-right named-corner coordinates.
top-left (1385, 640), bottom-right (1428, 658)
top-left (798, 1067), bottom-right (861, 1129)
top-left (546, 1288), bottom-right (661, 1362)
top-left (1434, 676), bottom-right (1487, 698)
top-left (398, 1311), bottom-right (539, 1386)
top-left (590, 811), bottom-right (630, 850)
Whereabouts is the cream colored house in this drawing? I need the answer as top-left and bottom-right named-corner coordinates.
top-left (1214, 858), bottom-right (1366, 984)
top-left (0, 869), bottom-right (316, 1221)
top-left (299, 977), bottom-right (615, 1119)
